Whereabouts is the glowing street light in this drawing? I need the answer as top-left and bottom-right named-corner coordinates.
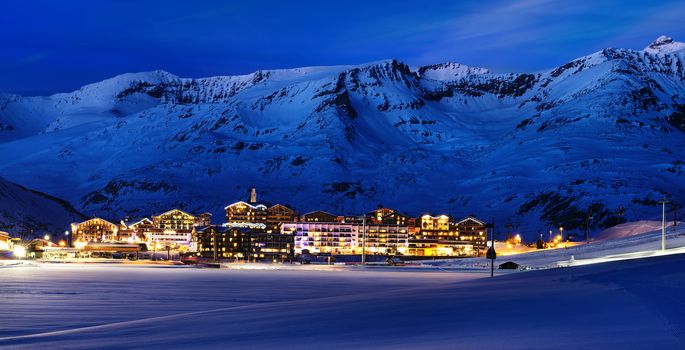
top-left (13, 245), bottom-right (27, 258)
top-left (43, 234), bottom-right (50, 241)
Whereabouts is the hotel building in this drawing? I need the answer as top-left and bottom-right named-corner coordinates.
top-left (71, 218), bottom-right (119, 243)
top-left (408, 215), bottom-right (487, 256)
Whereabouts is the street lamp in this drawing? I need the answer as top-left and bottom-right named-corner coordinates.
top-left (64, 230), bottom-right (70, 247)
top-left (659, 199), bottom-right (669, 251)
top-left (43, 234), bottom-right (50, 241)
top-left (559, 227), bottom-right (564, 241)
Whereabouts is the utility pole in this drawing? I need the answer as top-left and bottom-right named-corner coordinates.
top-left (486, 218), bottom-right (497, 278)
top-left (659, 199), bottom-right (669, 251)
top-left (585, 212), bottom-right (593, 242)
top-left (674, 204), bottom-right (678, 228)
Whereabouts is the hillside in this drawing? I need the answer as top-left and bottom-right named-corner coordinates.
top-left (0, 177), bottom-right (85, 238)
top-left (1, 36), bottom-right (684, 237)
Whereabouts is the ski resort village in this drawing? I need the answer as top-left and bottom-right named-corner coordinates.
top-left (3, 2), bottom-right (685, 348)
top-left (1, 188), bottom-right (496, 261)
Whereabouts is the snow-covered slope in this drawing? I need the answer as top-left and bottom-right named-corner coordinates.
top-left (643, 35), bottom-right (685, 54)
top-left (0, 177), bottom-right (85, 237)
top-left (1, 36), bottom-right (685, 237)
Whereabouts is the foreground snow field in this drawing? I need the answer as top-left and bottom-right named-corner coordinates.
top-left (1, 253), bottom-right (685, 349)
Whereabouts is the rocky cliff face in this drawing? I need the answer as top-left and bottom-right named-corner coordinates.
top-left (1, 37), bottom-right (684, 237)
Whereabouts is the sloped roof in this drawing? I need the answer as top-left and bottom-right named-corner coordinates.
top-left (224, 201), bottom-right (267, 210)
top-left (456, 216), bottom-right (486, 226)
top-left (72, 217), bottom-right (118, 228)
top-left (154, 209), bottom-right (195, 218)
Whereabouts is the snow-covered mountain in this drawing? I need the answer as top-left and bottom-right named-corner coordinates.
top-left (1, 36), bottom-right (684, 237)
top-left (0, 176), bottom-right (85, 238)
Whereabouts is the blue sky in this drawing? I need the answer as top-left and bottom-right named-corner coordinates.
top-left (2, 0), bottom-right (684, 95)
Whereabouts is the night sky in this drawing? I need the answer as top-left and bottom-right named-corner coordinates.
top-left (2, 0), bottom-right (684, 95)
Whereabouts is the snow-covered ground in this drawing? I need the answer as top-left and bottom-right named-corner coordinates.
top-left (1, 253), bottom-right (684, 349)
top-left (424, 222), bottom-right (685, 270)
top-left (1, 223), bottom-right (685, 349)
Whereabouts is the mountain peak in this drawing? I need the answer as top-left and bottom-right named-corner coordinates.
top-left (643, 35), bottom-right (685, 54)
top-left (417, 62), bottom-right (490, 81)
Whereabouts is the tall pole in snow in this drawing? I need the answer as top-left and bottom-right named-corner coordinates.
top-left (660, 199), bottom-right (669, 251)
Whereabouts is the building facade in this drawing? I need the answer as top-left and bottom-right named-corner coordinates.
top-left (0, 231), bottom-right (11, 251)
top-left (301, 210), bottom-right (338, 223)
top-left (361, 224), bottom-right (409, 255)
top-left (368, 207), bottom-right (408, 226)
top-left (71, 218), bottom-right (119, 243)
top-left (147, 209), bottom-right (200, 250)
top-left (195, 225), bottom-right (249, 259)
top-left (266, 204), bottom-right (297, 233)
top-left (283, 222), bottom-right (358, 255)
top-left (225, 201), bottom-right (268, 226)
top-left (196, 225), bottom-right (293, 261)
top-left (408, 215), bottom-right (487, 256)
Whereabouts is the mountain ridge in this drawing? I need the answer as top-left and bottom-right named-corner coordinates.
top-left (1, 36), bottom-right (684, 237)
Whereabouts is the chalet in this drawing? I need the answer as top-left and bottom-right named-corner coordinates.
top-left (420, 214), bottom-right (450, 231)
top-left (266, 204), bottom-right (297, 232)
top-left (148, 209), bottom-right (200, 250)
top-left (367, 207), bottom-right (408, 226)
top-left (225, 201), bottom-right (268, 225)
top-left (152, 209), bottom-right (197, 230)
top-left (71, 218), bottom-right (119, 243)
top-left (301, 210), bottom-right (337, 223)
top-left (118, 218), bottom-right (154, 243)
top-left (196, 212), bottom-right (212, 227)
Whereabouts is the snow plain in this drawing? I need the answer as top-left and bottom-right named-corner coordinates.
top-left (2, 249), bottom-right (685, 349)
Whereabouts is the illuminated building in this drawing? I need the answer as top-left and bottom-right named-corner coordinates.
top-left (196, 225), bottom-right (293, 261)
top-left (266, 204), bottom-right (297, 232)
top-left (118, 217), bottom-right (153, 243)
top-left (71, 218), bottom-right (119, 243)
top-left (152, 209), bottom-right (197, 230)
top-left (0, 231), bottom-right (11, 251)
top-left (283, 221), bottom-right (408, 256)
top-left (225, 201), bottom-right (268, 226)
top-left (147, 209), bottom-right (202, 250)
top-left (248, 231), bottom-right (294, 261)
top-left (301, 210), bottom-right (337, 223)
top-left (367, 207), bottom-right (408, 226)
top-left (196, 212), bottom-right (213, 227)
top-left (360, 224), bottom-right (409, 255)
top-left (420, 214), bottom-right (450, 230)
top-left (408, 215), bottom-right (487, 256)
top-left (283, 222), bottom-right (358, 255)
top-left (195, 225), bottom-right (249, 259)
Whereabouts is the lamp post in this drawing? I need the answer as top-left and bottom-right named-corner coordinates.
top-left (659, 199), bottom-right (669, 251)
top-left (559, 227), bottom-right (564, 242)
top-left (64, 230), bottom-right (70, 247)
